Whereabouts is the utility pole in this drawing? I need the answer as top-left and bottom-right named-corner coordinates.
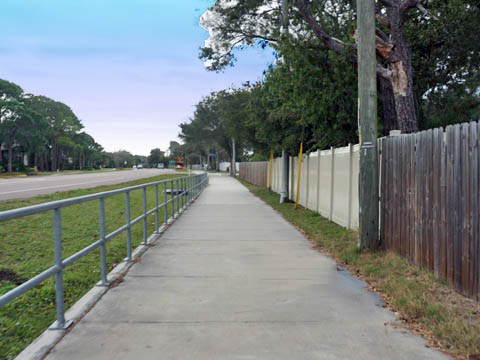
top-left (280, 0), bottom-right (289, 203)
top-left (357, 0), bottom-right (379, 250)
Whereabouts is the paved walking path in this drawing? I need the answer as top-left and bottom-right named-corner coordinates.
top-left (47, 175), bottom-right (446, 359)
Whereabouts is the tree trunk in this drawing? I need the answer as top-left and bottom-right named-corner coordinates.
top-left (387, 4), bottom-right (418, 133)
top-left (7, 144), bottom-right (13, 173)
top-left (378, 76), bottom-right (398, 135)
top-left (51, 141), bottom-right (57, 171)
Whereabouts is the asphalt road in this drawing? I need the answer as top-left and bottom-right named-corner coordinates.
top-left (0, 169), bottom-right (178, 201)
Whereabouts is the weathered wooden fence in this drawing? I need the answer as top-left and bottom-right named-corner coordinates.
top-left (381, 122), bottom-right (479, 299)
top-left (238, 161), bottom-right (268, 187)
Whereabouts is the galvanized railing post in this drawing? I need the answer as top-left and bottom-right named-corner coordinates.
top-left (175, 179), bottom-right (180, 214)
top-left (142, 187), bottom-right (147, 244)
top-left (163, 182), bottom-right (168, 224)
top-left (154, 184), bottom-right (159, 233)
top-left (99, 198), bottom-right (108, 286)
top-left (189, 176), bottom-right (192, 202)
top-left (125, 191), bottom-right (132, 261)
top-left (171, 180), bottom-right (175, 218)
top-left (51, 208), bottom-right (66, 329)
top-left (193, 176), bottom-right (196, 199)
top-left (175, 179), bottom-right (179, 213)
top-left (196, 176), bottom-right (199, 198)
top-left (180, 178), bottom-right (183, 210)
top-left (182, 178), bottom-right (185, 209)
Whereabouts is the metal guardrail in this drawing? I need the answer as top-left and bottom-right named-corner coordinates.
top-left (0, 172), bottom-right (208, 329)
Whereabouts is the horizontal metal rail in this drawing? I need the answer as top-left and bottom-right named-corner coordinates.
top-left (0, 175), bottom-right (200, 222)
top-left (0, 172), bottom-right (208, 330)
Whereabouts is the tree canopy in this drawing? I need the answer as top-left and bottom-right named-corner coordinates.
top-left (199, 0), bottom-right (480, 135)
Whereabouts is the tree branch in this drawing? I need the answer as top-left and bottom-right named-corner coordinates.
top-left (376, 13), bottom-right (390, 28)
top-left (378, 0), bottom-right (393, 7)
top-left (375, 27), bottom-right (390, 43)
top-left (401, 0), bottom-right (421, 14)
top-left (416, 3), bottom-right (439, 20)
top-left (377, 64), bottom-right (392, 80)
top-left (295, 0), bottom-right (345, 55)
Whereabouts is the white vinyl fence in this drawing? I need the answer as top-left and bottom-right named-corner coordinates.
top-left (267, 144), bottom-right (360, 230)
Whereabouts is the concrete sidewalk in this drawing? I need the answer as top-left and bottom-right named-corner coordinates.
top-left (46, 175), bottom-right (446, 360)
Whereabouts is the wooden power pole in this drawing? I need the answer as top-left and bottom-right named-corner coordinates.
top-left (357, 0), bottom-right (380, 250)
top-left (280, 0), bottom-right (289, 204)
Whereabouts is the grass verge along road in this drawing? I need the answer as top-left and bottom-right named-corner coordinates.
top-left (0, 174), bottom-right (183, 360)
top-left (239, 179), bottom-right (480, 360)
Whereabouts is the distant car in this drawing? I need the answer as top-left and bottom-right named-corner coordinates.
top-left (137, 164), bottom-right (143, 169)
top-left (174, 164), bottom-right (184, 169)
top-left (132, 165), bottom-right (137, 169)
top-left (157, 163), bottom-right (164, 169)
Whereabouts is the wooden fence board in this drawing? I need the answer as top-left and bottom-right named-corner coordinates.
top-left (239, 162), bottom-right (269, 188)
top-left (389, 139), bottom-right (394, 251)
top-left (409, 135), bottom-right (416, 263)
top-left (453, 124), bottom-right (462, 292)
top-left (461, 123), bottom-right (470, 296)
top-left (446, 126), bottom-right (455, 285)
top-left (380, 139), bottom-right (386, 248)
top-left (440, 130), bottom-right (447, 279)
top-left (399, 136), bottom-right (405, 256)
top-left (421, 131), bottom-right (428, 268)
top-left (425, 129), bottom-right (434, 271)
top-left (477, 121), bottom-right (480, 300)
top-left (381, 121), bottom-right (480, 299)
top-left (469, 122), bottom-right (478, 299)
top-left (404, 135), bottom-right (410, 260)
top-left (392, 137), bottom-right (398, 253)
top-left (433, 128), bottom-right (441, 276)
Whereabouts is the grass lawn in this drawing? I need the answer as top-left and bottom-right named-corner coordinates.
top-left (0, 174), bottom-right (186, 359)
top-left (239, 179), bottom-right (480, 360)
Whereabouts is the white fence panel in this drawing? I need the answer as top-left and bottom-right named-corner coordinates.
top-left (298, 154), bottom-right (308, 207)
top-left (307, 153), bottom-right (318, 210)
top-left (318, 149), bottom-right (333, 218)
top-left (290, 157), bottom-right (298, 201)
top-left (350, 145), bottom-right (360, 229)
top-left (331, 145), bottom-right (350, 227)
top-left (265, 143), bottom-right (360, 230)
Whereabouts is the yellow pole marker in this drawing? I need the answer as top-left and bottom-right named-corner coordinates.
top-left (295, 142), bottom-right (303, 209)
top-left (269, 151), bottom-right (274, 190)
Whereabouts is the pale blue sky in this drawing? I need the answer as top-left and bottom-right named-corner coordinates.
top-left (0, 0), bottom-right (274, 155)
